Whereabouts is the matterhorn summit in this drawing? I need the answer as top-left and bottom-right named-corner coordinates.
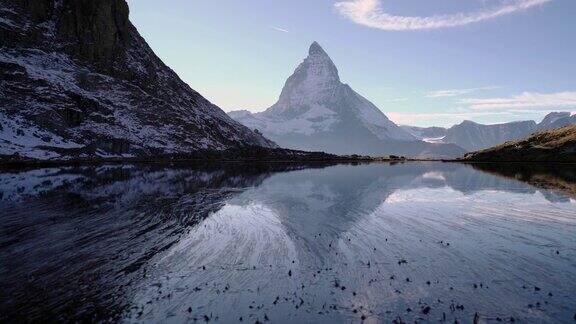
top-left (268, 41), bottom-right (342, 115)
top-left (230, 42), bottom-right (463, 157)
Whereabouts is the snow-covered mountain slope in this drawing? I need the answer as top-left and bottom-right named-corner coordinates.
top-left (229, 42), bottom-right (464, 158)
top-left (400, 126), bottom-right (447, 143)
top-left (232, 43), bottom-right (414, 142)
top-left (0, 0), bottom-right (275, 160)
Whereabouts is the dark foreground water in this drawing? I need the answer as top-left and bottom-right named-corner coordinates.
top-left (0, 162), bottom-right (575, 323)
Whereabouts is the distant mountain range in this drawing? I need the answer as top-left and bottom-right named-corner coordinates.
top-left (229, 43), bottom-right (466, 159)
top-left (402, 112), bottom-right (576, 152)
top-left (0, 0), bottom-right (275, 160)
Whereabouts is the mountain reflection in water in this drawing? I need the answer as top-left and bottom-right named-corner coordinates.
top-left (1, 162), bottom-right (575, 323)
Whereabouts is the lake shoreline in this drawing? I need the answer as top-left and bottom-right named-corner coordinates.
top-left (0, 146), bottom-right (416, 170)
top-left (2, 155), bottom-right (576, 171)
top-left (0, 157), bottom-right (414, 171)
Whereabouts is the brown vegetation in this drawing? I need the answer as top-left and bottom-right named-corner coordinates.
top-left (462, 125), bottom-right (576, 162)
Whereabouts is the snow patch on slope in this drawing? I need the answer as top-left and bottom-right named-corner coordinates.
top-left (235, 105), bottom-right (340, 136)
top-left (0, 115), bottom-right (82, 159)
top-left (353, 92), bottom-right (415, 141)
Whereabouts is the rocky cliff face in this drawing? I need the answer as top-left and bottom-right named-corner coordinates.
top-left (537, 112), bottom-right (576, 131)
top-left (0, 0), bottom-right (275, 160)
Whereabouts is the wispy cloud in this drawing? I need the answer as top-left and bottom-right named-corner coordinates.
top-left (426, 87), bottom-right (498, 98)
top-left (334, 0), bottom-right (551, 31)
top-left (382, 97), bottom-right (409, 103)
top-left (462, 91), bottom-right (576, 110)
top-left (272, 26), bottom-right (290, 33)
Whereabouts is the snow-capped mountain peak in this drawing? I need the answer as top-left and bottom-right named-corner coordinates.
top-left (302, 41), bottom-right (340, 85)
top-left (227, 42), bottom-right (433, 156)
top-left (309, 41), bottom-right (327, 55)
top-left (267, 42), bottom-right (341, 117)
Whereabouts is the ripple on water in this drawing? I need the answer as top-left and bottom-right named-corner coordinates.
top-left (1, 162), bottom-right (575, 323)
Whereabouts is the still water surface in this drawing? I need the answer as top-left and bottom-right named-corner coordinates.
top-left (1, 162), bottom-right (575, 323)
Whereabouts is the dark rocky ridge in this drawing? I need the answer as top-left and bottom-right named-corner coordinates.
top-left (0, 0), bottom-right (276, 160)
top-left (462, 125), bottom-right (576, 162)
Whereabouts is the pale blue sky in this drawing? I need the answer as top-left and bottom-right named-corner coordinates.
top-left (127, 0), bottom-right (576, 127)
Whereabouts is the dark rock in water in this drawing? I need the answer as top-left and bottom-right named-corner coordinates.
top-left (393, 316), bottom-right (406, 324)
top-left (421, 306), bottom-right (431, 315)
top-left (0, 0), bottom-right (276, 160)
